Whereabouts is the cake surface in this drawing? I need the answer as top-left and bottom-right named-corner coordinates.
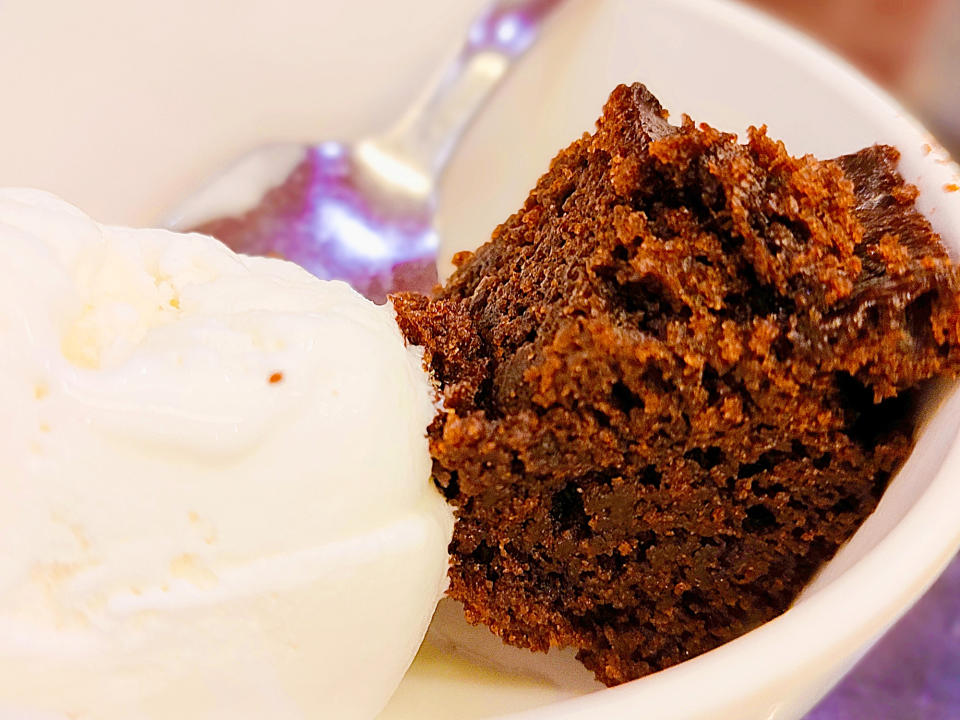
top-left (394, 83), bottom-right (960, 686)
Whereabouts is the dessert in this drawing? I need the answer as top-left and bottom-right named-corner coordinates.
top-left (394, 83), bottom-right (960, 686)
top-left (0, 189), bottom-right (452, 720)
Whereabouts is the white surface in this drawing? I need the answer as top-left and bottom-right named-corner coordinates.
top-left (0, 0), bottom-right (958, 719)
top-left (0, 190), bottom-right (452, 720)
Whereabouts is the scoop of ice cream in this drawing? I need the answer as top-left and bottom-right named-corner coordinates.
top-left (0, 188), bottom-right (452, 720)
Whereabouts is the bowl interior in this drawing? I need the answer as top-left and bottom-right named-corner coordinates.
top-left (0, 1), bottom-right (957, 719)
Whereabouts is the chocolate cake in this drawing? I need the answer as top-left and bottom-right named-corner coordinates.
top-left (393, 83), bottom-right (960, 686)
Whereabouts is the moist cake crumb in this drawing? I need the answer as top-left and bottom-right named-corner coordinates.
top-left (393, 83), bottom-right (960, 686)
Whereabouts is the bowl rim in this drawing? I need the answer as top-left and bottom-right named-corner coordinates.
top-left (499, 0), bottom-right (960, 717)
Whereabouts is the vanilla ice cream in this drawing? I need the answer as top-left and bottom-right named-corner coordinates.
top-left (0, 188), bottom-right (453, 720)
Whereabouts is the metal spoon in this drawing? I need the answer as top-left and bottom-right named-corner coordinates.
top-left (163, 0), bottom-right (564, 302)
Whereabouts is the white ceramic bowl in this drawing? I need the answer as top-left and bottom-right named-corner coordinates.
top-left (0, 1), bottom-right (957, 719)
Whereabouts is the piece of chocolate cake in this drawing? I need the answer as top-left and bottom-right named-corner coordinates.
top-left (393, 83), bottom-right (960, 686)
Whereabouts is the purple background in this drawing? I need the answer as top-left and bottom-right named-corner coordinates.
top-left (806, 554), bottom-right (960, 719)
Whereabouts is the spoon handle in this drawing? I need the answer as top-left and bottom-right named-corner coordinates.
top-left (377, 0), bottom-right (566, 179)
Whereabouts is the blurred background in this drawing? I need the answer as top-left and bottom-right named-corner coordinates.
top-left (747, 0), bottom-right (960, 152)
top-left (743, 4), bottom-right (959, 718)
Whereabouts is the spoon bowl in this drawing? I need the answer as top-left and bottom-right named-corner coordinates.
top-left (166, 140), bottom-right (439, 302)
top-left (163, 0), bottom-right (564, 302)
